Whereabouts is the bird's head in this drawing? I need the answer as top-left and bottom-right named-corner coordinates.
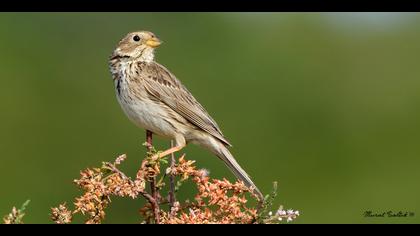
top-left (111, 31), bottom-right (162, 63)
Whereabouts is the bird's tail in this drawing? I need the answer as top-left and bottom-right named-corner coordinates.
top-left (214, 143), bottom-right (264, 201)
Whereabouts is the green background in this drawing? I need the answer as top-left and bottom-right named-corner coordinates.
top-left (0, 13), bottom-right (419, 224)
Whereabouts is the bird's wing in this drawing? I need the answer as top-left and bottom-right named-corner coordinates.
top-left (141, 62), bottom-right (232, 147)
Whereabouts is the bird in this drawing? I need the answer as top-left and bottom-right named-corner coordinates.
top-left (108, 31), bottom-right (264, 201)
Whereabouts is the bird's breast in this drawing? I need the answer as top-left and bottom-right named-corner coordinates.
top-left (112, 62), bottom-right (179, 139)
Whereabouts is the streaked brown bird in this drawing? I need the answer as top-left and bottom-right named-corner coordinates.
top-left (108, 31), bottom-right (263, 200)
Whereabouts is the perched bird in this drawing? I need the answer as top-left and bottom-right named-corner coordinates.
top-left (109, 31), bottom-right (263, 200)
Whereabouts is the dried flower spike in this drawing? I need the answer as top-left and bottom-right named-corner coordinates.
top-left (3, 200), bottom-right (30, 224)
top-left (49, 150), bottom-right (298, 224)
top-left (51, 203), bottom-right (73, 224)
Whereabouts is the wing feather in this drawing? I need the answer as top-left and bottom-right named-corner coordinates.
top-left (141, 62), bottom-right (232, 147)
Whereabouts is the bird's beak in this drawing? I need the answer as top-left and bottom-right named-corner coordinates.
top-left (145, 38), bottom-right (162, 48)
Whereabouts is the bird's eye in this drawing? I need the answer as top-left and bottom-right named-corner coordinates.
top-left (133, 35), bottom-right (141, 42)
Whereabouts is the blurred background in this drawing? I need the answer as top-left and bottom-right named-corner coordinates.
top-left (0, 13), bottom-right (419, 224)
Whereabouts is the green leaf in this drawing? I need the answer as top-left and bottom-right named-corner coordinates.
top-left (18, 200), bottom-right (30, 213)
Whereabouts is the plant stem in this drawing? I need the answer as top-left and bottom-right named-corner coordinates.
top-left (169, 140), bottom-right (176, 209)
top-left (146, 130), bottom-right (160, 224)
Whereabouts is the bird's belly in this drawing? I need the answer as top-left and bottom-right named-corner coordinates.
top-left (117, 93), bottom-right (176, 139)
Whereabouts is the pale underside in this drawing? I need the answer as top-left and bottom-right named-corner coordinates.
top-left (113, 60), bottom-right (232, 148)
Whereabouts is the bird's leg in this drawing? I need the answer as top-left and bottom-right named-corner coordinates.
top-left (149, 145), bottom-right (185, 161)
top-left (145, 130), bottom-right (160, 224)
top-left (168, 140), bottom-right (176, 210)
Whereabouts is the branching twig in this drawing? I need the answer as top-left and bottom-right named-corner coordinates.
top-left (106, 159), bottom-right (161, 224)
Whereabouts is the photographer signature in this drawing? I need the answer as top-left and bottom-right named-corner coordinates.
top-left (364, 211), bottom-right (415, 218)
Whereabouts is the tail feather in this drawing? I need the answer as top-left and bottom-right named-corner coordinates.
top-left (216, 145), bottom-right (264, 201)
